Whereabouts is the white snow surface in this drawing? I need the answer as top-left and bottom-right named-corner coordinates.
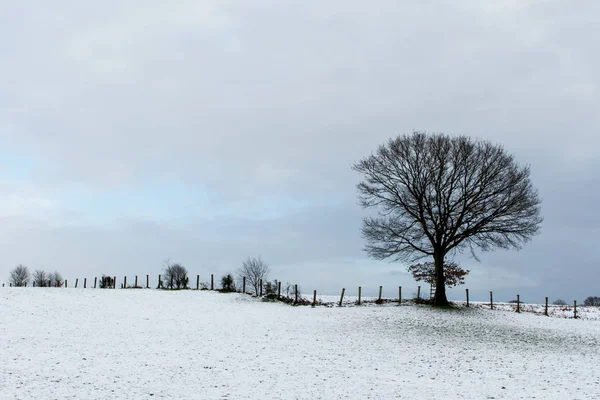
top-left (1, 288), bottom-right (599, 399)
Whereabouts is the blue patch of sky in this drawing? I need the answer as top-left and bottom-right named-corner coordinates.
top-left (0, 146), bottom-right (37, 183)
top-left (56, 180), bottom-right (345, 224)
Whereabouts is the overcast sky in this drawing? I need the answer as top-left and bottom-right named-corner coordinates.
top-left (1, 1), bottom-right (598, 302)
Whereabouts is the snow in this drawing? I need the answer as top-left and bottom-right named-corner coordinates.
top-left (1, 288), bottom-right (599, 399)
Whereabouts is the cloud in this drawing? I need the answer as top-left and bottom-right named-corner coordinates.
top-left (0, 1), bottom-right (599, 301)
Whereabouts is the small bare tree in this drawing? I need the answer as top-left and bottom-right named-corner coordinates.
top-left (33, 270), bottom-right (49, 287)
top-left (163, 259), bottom-right (189, 289)
top-left (48, 271), bottom-right (64, 287)
top-left (237, 256), bottom-right (269, 295)
top-left (583, 296), bottom-right (600, 307)
top-left (9, 265), bottom-right (30, 287)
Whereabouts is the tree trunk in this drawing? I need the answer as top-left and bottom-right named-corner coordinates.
top-left (433, 251), bottom-right (449, 306)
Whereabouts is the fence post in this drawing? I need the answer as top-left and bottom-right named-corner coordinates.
top-left (378, 286), bottom-right (383, 303)
top-left (84, 278), bottom-right (87, 289)
top-left (113, 276), bottom-right (116, 289)
top-left (146, 275), bottom-right (149, 289)
top-left (135, 276), bottom-right (138, 288)
top-left (339, 288), bottom-right (345, 307)
top-left (516, 294), bottom-right (520, 313)
top-left (358, 286), bottom-right (362, 305)
top-left (75, 279), bottom-right (79, 288)
top-left (124, 276), bottom-right (127, 289)
top-left (94, 277), bottom-right (97, 289)
top-left (574, 300), bottom-right (577, 319)
top-left (417, 286), bottom-right (421, 300)
top-left (170, 276), bottom-right (174, 290)
top-left (490, 291), bottom-right (493, 310)
top-left (544, 297), bottom-right (548, 316)
top-left (158, 274), bottom-right (162, 289)
top-left (313, 290), bottom-right (317, 307)
top-left (196, 275), bottom-right (200, 290)
top-left (242, 277), bottom-right (246, 293)
top-left (65, 280), bottom-right (67, 288)
top-left (294, 284), bottom-right (298, 304)
top-left (260, 279), bottom-right (263, 297)
top-left (399, 286), bottom-right (402, 305)
top-left (210, 274), bottom-right (214, 290)
top-left (277, 281), bottom-right (281, 299)
top-left (466, 289), bottom-right (470, 307)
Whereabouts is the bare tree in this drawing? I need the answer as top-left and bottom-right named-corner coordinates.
top-left (48, 271), bottom-right (64, 287)
top-left (237, 256), bottom-right (269, 295)
top-left (33, 270), bottom-right (49, 287)
top-left (9, 265), bottom-right (30, 287)
top-left (583, 296), bottom-right (600, 307)
top-left (163, 259), bottom-right (189, 289)
top-left (353, 132), bottom-right (542, 306)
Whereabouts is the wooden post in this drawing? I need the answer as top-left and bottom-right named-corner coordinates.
top-left (260, 279), bottom-right (263, 297)
top-left (65, 280), bottom-right (67, 288)
top-left (94, 277), bottom-right (97, 289)
top-left (516, 294), bottom-right (520, 313)
top-left (33, 281), bottom-right (35, 287)
top-left (358, 287), bottom-right (362, 305)
top-left (378, 286), bottom-right (383, 303)
top-left (135, 276), bottom-right (138, 287)
top-left (490, 291), bottom-right (493, 310)
top-left (417, 286), bottom-right (421, 300)
top-left (196, 275), bottom-right (200, 290)
top-left (294, 284), bottom-right (298, 304)
top-left (124, 276), bottom-right (127, 289)
top-left (158, 274), bottom-right (162, 289)
top-left (399, 286), bottom-right (402, 305)
top-left (277, 281), bottom-right (281, 299)
top-left (339, 288), bottom-right (345, 307)
top-left (466, 289), bottom-right (470, 307)
top-left (170, 276), bottom-right (174, 290)
top-left (242, 277), bottom-right (246, 293)
top-left (146, 275), bottom-right (149, 289)
top-left (544, 297), bottom-right (548, 316)
top-left (210, 274), bottom-right (214, 290)
top-left (574, 300), bottom-right (577, 319)
top-left (84, 278), bottom-right (87, 289)
top-left (313, 290), bottom-right (317, 307)
top-left (113, 276), bottom-right (116, 289)
top-left (75, 279), bottom-right (78, 288)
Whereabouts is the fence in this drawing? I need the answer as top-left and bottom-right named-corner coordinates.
top-left (1, 276), bottom-right (587, 319)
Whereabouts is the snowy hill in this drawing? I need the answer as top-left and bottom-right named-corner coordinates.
top-left (1, 288), bottom-right (599, 399)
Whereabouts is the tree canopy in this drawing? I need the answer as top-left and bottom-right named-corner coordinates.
top-left (353, 132), bottom-right (542, 306)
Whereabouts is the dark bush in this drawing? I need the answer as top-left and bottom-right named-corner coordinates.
top-left (99, 275), bottom-right (114, 289)
top-left (552, 299), bottom-right (567, 306)
top-left (583, 296), bottom-right (600, 307)
top-left (220, 274), bottom-right (236, 292)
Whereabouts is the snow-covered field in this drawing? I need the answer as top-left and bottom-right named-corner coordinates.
top-left (1, 289), bottom-right (599, 399)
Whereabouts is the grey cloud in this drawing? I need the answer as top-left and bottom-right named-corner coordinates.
top-left (1, 1), bottom-right (599, 301)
